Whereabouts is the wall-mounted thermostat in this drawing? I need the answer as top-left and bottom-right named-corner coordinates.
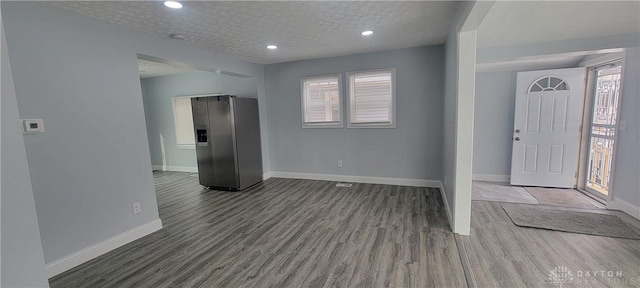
top-left (22, 119), bottom-right (44, 133)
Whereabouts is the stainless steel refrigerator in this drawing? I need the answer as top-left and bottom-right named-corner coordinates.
top-left (191, 95), bottom-right (263, 190)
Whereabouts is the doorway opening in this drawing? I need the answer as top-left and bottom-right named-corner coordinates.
top-left (583, 63), bottom-right (623, 199)
top-left (136, 54), bottom-right (257, 175)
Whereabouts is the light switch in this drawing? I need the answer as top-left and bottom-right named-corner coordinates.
top-left (619, 121), bottom-right (627, 131)
top-left (22, 119), bottom-right (44, 133)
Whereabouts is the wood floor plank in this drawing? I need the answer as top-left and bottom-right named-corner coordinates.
top-left (49, 171), bottom-right (465, 288)
top-left (462, 201), bottom-right (640, 288)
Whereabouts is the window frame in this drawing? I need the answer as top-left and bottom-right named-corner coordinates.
top-left (346, 68), bottom-right (396, 128)
top-left (300, 74), bottom-right (344, 128)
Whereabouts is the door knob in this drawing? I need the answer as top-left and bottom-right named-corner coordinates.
top-left (515, 137), bottom-right (521, 141)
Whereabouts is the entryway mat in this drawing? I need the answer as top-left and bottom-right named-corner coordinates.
top-left (524, 187), bottom-right (603, 209)
top-left (501, 203), bottom-right (640, 240)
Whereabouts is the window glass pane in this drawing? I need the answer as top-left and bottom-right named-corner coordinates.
top-left (592, 66), bottom-right (622, 126)
top-left (529, 77), bottom-right (569, 93)
top-left (303, 76), bottom-right (340, 124)
top-left (350, 71), bottom-right (392, 124)
top-left (174, 97), bottom-right (195, 145)
top-left (555, 82), bottom-right (568, 91)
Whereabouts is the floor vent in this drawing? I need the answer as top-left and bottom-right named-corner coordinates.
top-left (336, 183), bottom-right (353, 187)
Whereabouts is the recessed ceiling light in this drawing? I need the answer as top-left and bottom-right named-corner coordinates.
top-left (267, 45), bottom-right (278, 50)
top-left (164, 1), bottom-right (183, 9)
top-left (361, 30), bottom-right (374, 36)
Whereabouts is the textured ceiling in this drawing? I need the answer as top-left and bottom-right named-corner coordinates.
top-left (47, 1), bottom-right (457, 65)
top-left (138, 58), bottom-right (201, 78)
top-left (478, 1), bottom-right (640, 48)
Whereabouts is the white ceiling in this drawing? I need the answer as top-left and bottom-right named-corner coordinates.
top-left (478, 1), bottom-right (640, 48)
top-left (48, 1), bottom-right (457, 65)
top-left (138, 58), bottom-right (201, 78)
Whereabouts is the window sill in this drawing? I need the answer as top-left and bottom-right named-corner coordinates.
top-left (177, 144), bottom-right (196, 149)
top-left (347, 123), bottom-right (396, 129)
top-left (302, 123), bottom-right (344, 129)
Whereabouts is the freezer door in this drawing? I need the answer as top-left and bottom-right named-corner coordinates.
top-left (191, 97), bottom-right (215, 186)
top-left (208, 96), bottom-right (240, 189)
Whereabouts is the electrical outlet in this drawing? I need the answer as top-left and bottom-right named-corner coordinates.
top-left (132, 202), bottom-right (142, 214)
top-left (337, 160), bottom-right (343, 168)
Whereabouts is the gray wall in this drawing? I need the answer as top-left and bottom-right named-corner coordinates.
top-left (472, 71), bottom-right (517, 176)
top-left (2, 2), bottom-right (266, 264)
top-left (141, 71), bottom-right (259, 169)
top-left (1, 19), bottom-right (49, 287)
top-left (265, 46), bottom-right (444, 180)
top-left (612, 48), bottom-right (640, 208)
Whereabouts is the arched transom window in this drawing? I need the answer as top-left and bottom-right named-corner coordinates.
top-left (528, 76), bottom-right (569, 93)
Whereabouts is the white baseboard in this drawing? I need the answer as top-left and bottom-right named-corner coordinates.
top-left (439, 182), bottom-right (454, 230)
top-left (152, 165), bottom-right (198, 173)
top-left (268, 171), bottom-right (441, 188)
top-left (472, 174), bottom-right (510, 182)
top-left (608, 198), bottom-right (640, 220)
top-left (262, 171), bottom-right (272, 181)
top-left (46, 219), bottom-right (163, 278)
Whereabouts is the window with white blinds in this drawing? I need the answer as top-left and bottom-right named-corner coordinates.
top-left (347, 69), bottom-right (396, 128)
top-left (172, 96), bottom-right (195, 147)
top-left (301, 75), bottom-right (343, 128)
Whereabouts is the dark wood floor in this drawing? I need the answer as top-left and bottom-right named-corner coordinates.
top-left (463, 185), bottom-right (640, 288)
top-left (50, 171), bottom-right (466, 288)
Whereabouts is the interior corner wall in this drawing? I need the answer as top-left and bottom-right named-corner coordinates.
top-left (472, 71), bottom-right (517, 177)
top-left (1, 1), bottom-right (266, 270)
top-left (1, 17), bottom-right (50, 287)
top-left (452, 30), bottom-right (476, 236)
top-left (141, 71), bottom-right (259, 170)
top-left (610, 47), bottom-right (640, 211)
top-left (443, 27), bottom-right (458, 227)
top-left (264, 46), bottom-right (444, 181)
top-left (442, 0), bottom-right (478, 235)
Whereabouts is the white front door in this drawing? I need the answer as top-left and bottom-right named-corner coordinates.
top-left (510, 67), bottom-right (586, 188)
